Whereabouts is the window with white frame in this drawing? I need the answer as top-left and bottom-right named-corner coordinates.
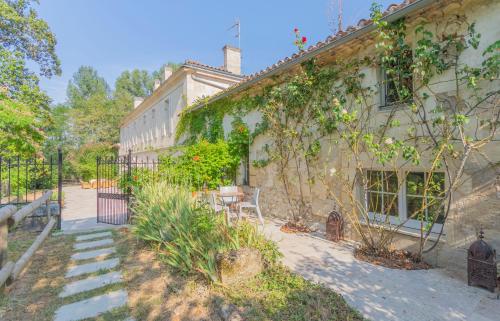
top-left (365, 170), bottom-right (445, 233)
top-left (405, 172), bottom-right (445, 225)
top-left (366, 170), bottom-right (399, 217)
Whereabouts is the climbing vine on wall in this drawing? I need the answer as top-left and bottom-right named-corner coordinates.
top-left (176, 4), bottom-right (500, 258)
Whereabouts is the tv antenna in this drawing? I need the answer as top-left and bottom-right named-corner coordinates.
top-left (327, 0), bottom-right (343, 33)
top-left (227, 18), bottom-right (241, 49)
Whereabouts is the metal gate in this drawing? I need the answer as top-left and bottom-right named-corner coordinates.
top-left (96, 151), bottom-right (158, 225)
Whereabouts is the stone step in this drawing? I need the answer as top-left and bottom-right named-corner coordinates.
top-left (54, 289), bottom-right (128, 321)
top-left (74, 238), bottom-right (114, 251)
top-left (71, 247), bottom-right (116, 261)
top-left (66, 258), bottom-right (120, 278)
top-left (76, 231), bottom-right (112, 242)
top-left (59, 271), bottom-right (123, 298)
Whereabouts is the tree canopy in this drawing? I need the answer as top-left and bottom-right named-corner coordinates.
top-left (0, 0), bottom-right (61, 77)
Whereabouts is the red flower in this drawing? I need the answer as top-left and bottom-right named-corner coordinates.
top-left (302, 36), bottom-right (307, 43)
top-left (193, 155), bottom-right (200, 161)
top-left (294, 28), bottom-right (299, 33)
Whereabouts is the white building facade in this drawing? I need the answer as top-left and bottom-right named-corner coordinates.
top-left (119, 46), bottom-right (244, 159)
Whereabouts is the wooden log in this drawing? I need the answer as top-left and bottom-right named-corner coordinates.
top-left (0, 205), bottom-right (16, 225)
top-left (10, 190), bottom-right (53, 227)
top-left (11, 217), bottom-right (56, 280)
top-left (0, 261), bottom-right (14, 288)
top-left (0, 222), bottom-right (7, 267)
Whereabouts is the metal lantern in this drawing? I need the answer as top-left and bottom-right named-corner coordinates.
top-left (326, 211), bottom-right (344, 242)
top-left (467, 229), bottom-right (498, 293)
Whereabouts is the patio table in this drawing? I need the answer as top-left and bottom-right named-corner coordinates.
top-left (216, 191), bottom-right (244, 224)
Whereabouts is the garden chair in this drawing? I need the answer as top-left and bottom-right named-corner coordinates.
top-left (238, 188), bottom-right (264, 226)
top-left (210, 192), bottom-right (225, 213)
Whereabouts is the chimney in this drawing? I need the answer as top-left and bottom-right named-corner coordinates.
top-left (164, 66), bottom-right (173, 82)
top-left (133, 97), bottom-right (144, 108)
top-left (153, 79), bottom-right (161, 91)
top-left (223, 45), bottom-right (241, 75)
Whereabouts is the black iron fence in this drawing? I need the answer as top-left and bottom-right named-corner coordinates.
top-left (0, 149), bottom-right (63, 229)
top-left (96, 151), bottom-right (160, 224)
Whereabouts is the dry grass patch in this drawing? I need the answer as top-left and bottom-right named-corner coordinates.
top-left (117, 229), bottom-right (363, 321)
top-left (116, 228), bottom-right (220, 321)
top-left (0, 231), bottom-right (74, 321)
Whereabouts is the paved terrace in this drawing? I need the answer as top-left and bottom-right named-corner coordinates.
top-left (263, 220), bottom-right (499, 321)
top-left (61, 185), bottom-right (122, 232)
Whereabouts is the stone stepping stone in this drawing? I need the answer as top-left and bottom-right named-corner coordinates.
top-left (59, 271), bottom-right (123, 298)
top-left (76, 231), bottom-right (112, 242)
top-left (74, 238), bottom-right (113, 251)
top-left (54, 289), bottom-right (128, 321)
top-left (71, 247), bottom-right (116, 261)
top-left (66, 258), bottom-right (119, 278)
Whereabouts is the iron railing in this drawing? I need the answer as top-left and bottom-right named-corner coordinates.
top-left (0, 149), bottom-right (63, 229)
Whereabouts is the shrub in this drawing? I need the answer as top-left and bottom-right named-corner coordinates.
top-left (72, 143), bottom-right (117, 181)
top-left (158, 140), bottom-right (240, 190)
top-left (132, 180), bottom-right (280, 282)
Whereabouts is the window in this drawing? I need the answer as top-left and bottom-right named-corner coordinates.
top-left (164, 98), bottom-right (171, 135)
top-left (366, 170), bottom-right (399, 217)
top-left (406, 172), bottom-right (445, 224)
top-left (365, 170), bottom-right (445, 232)
top-left (381, 49), bottom-right (413, 107)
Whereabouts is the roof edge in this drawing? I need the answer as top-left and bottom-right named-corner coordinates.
top-left (188, 0), bottom-right (436, 113)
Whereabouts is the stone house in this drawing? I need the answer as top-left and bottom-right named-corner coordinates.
top-left (182, 0), bottom-right (500, 279)
top-left (119, 45), bottom-right (244, 159)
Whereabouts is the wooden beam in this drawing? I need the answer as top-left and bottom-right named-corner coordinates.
top-left (0, 261), bottom-right (14, 288)
top-left (9, 190), bottom-right (53, 227)
top-left (0, 205), bottom-right (16, 225)
top-left (0, 222), bottom-right (7, 267)
top-left (11, 217), bottom-right (56, 280)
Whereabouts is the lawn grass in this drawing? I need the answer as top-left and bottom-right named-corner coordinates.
top-left (219, 264), bottom-right (363, 321)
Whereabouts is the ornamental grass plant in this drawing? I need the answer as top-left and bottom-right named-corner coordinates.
top-left (132, 180), bottom-right (280, 283)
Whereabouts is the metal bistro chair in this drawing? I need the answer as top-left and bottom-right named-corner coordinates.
top-left (210, 192), bottom-right (226, 213)
top-left (238, 188), bottom-right (264, 226)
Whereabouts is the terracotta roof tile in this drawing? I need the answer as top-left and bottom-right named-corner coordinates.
top-left (183, 59), bottom-right (245, 77)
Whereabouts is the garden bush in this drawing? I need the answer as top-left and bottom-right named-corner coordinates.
top-left (72, 142), bottom-right (117, 181)
top-left (132, 180), bottom-right (280, 282)
top-left (158, 140), bottom-right (240, 190)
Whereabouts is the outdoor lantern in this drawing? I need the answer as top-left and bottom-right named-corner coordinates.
top-left (467, 229), bottom-right (498, 293)
top-left (326, 211), bottom-right (344, 242)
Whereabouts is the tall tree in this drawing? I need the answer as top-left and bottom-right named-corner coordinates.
top-left (115, 69), bottom-right (151, 98)
top-left (0, 0), bottom-right (61, 77)
top-left (0, 0), bottom-right (60, 156)
top-left (66, 66), bottom-right (117, 145)
top-left (0, 48), bottom-right (50, 157)
top-left (67, 66), bottom-right (109, 105)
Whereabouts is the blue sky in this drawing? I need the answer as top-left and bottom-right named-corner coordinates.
top-left (37, 0), bottom-right (395, 104)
